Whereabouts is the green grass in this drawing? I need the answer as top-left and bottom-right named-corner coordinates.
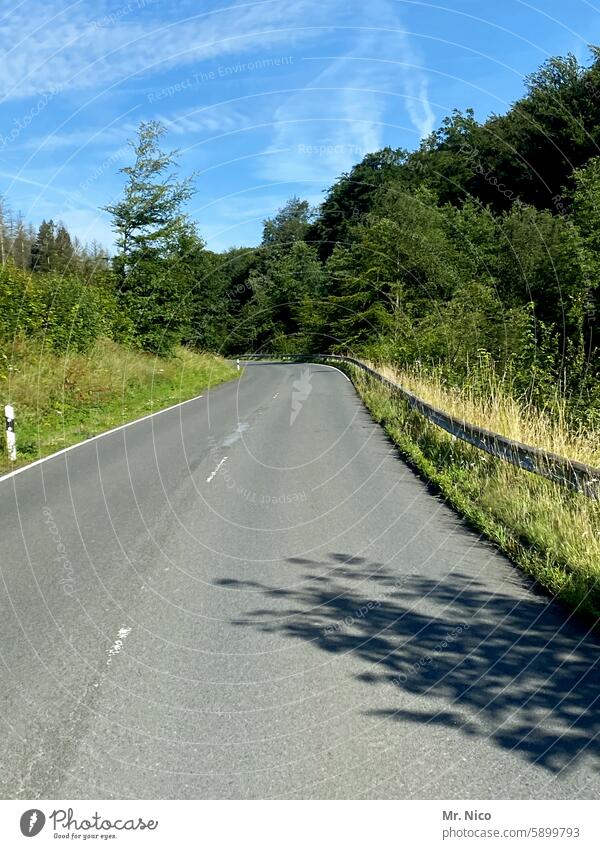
top-left (0, 337), bottom-right (238, 474)
top-left (352, 368), bottom-right (600, 623)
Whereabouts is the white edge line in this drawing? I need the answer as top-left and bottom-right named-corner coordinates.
top-left (313, 362), bottom-right (352, 382)
top-left (0, 392), bottom-right (206, 486)
top-left (242, 360), bottom-right (352, 382)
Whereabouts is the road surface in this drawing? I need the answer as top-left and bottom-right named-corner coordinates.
top-left (0, 361), bottom-right (598, 799)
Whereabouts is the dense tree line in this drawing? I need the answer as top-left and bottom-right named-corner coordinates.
top-left (0, 202), bottom-right (109, 278)
top-left (208, 50), bottom-right (600, 422)
top-left (0, 204), bottom-right (119, 354)
top-left (2, 50), bottom-right (600, 424)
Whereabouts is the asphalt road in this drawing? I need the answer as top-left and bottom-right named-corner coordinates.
top-left (1, 361), bottom-right (599, 799)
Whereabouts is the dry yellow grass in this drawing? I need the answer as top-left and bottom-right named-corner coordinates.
top-left (353, 365), bottom-right (600, 620)
top-left (371, 361), bottom-right (600, 467)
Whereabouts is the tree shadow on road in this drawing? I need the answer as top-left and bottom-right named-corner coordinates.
top-left (216, 552), bottom-right (600, 775)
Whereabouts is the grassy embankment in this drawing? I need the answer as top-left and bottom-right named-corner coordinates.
top-left (351, 362), bottom-right (600, 621)
top-left (0, 337), bottom-right (238, 475)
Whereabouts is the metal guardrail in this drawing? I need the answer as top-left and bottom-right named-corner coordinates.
top-left (240, 354), bottom-right (600, 499)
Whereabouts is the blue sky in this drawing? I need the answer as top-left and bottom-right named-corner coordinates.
top-left (0, 0), bottom-right (598, 252)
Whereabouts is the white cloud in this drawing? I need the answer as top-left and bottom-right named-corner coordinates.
top-left (0, 0), bottom-right (436, 252)
top-left (0, 0), bottom-right (340, 101)
top-left (156, 105), bottom-right (251, 138)
top-left (255, 0), bottom-right (435, 187)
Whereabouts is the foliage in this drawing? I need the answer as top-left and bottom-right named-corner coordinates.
top-left (105, 120), bottom-right (196, 353)
top-left (0, 262), bottom-right (130, 354)
top-left (355, 369), bottom-right (600, 620)
top-left (0, 337), bottom-right (237, 473)
top-left (222, 48), bottom-right (600, 421)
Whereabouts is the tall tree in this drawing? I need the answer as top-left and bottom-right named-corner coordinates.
top-left (30, 219), bottom-right (56, 271)
top-left (104, 121), bottom-right (196, 352)
top-left (53, 223), bottom-right (74, 272)
top-left (262, 197), bottom-right (312, 248)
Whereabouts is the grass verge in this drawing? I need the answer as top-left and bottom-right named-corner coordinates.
top-left (351, 365), bottom-right (600, 623)
top-left (0, 337), bottom-right (238, 475)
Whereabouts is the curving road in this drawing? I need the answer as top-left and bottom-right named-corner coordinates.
top-left (0, 361), bottom-right (599, 799)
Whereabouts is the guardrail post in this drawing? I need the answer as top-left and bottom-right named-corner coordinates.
top-left (5, 404), bottom-right (16, 461)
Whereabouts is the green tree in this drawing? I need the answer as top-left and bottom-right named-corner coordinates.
top-left (262, 196), bottom-right (312, 248)
top-left (571, 156), bottom-right (600, 370)
top-left (30, 219), bottom-right (56, 272)
top-left (105, 121), bottom-right (195, 353)
top-left (307, 148), bottom-right (407, 260)
top-left (54, 224), bottom-right (74, 273)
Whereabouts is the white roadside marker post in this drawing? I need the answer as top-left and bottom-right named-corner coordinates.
top-left (4, 404), bottom-right (16, 461)
top-left (237, 358), bottom-right (240, 372)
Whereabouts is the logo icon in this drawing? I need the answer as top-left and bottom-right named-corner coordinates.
top-left (290, 367), bottom-right (312, 426)
top-left (20, 810), bottom-right (45, 837)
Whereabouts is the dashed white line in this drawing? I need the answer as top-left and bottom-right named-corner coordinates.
top-left (206, 456), bottom-right (228, 483)
top-left (107, 626), bottom-right (131, 665)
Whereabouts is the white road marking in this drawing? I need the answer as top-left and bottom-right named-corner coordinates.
top-left (206, 456), bottom-right (228, 483)
top-left (0, 393), bottom-right (205, 485)
top-left (317, 363), bottom-right (351, 381)
top-left (107, 626), bottom-right (131, 665)
top-left (273, 393), bottom-right (279, 399)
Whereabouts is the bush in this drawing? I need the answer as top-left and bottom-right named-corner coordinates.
top-left (0, 262), bottom-right (132, 353)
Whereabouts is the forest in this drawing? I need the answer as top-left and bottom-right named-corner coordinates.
top-left (217, 50), bottom-right (600, 426)
top-left (2, 50), bottom-right (600, 428)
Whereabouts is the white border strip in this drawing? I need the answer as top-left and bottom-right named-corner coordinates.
top-left (243, 360), bottom-right (351, 382)
top-left (0, 392), bottom-right (205, 486)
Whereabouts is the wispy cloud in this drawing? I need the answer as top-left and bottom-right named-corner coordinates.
top-left (157, 104), bottom-right (251, 138)
top-left (0, 0), bottom-right (339, 101)
top-left (255, 0), bottom-right (434, 186)
top-left (258, 59), bottom-right (389, 185)
top-left (0, 0), bottom-right (436, 253)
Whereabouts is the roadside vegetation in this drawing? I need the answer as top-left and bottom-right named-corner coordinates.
top-left (205, 49), bottom-right (600, 618)
top-left (2, 49), bottom-right (600, 614)
top-left (352, 366), bottom-right (600, 620)
top-left (0, 121), bottom-right (238, 473)
top-left (0, 338), bottom-right (235, 475)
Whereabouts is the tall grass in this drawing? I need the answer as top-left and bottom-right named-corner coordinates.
top-left (0, 337), bottom-right (237, 473)
top-left (373, 361), bottom-right (600, 466)
top-left (353, 363), bottom-right (600, 621)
